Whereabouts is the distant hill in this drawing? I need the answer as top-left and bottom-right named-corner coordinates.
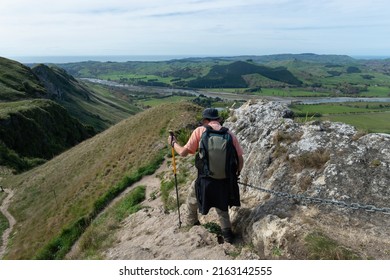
top-left (216, 53), bottom-right (356, 64)
top-left (187, 61), bottom-right (302, 88)
top-left (57, 53), bottom-right (387, 92)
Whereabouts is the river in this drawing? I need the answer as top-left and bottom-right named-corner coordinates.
top-left (81, 78), bottom-right (390, 104)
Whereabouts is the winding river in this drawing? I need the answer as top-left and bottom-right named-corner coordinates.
top-left (81, 78), bottom-right (390, 104)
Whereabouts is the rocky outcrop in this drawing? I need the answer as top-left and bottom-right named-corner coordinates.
top-left (224, 100), bottom-right (390, 259)
top-left (32, 64), bottom-right (90, 101)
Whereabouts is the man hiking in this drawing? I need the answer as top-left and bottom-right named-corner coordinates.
top-left (168, 108), bottom-right (244, 243)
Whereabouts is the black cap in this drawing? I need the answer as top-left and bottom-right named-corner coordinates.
top-left (202, 108), bottom-right (219, 120)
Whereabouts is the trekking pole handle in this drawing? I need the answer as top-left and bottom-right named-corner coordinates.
top-left (169, 130), bottom-right (176, 147)
top-left (169, 131), bottom-right (177, 174)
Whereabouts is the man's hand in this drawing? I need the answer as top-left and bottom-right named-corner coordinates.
top-left (168, 134), bottom-right (177, 147)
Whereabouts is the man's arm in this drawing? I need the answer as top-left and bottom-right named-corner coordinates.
top-left (238, 154), bottom-right (244, 174)
top-left (168, 135), bottom-right (191, 157)
top-left (172, 141), bottom-right (190, 157)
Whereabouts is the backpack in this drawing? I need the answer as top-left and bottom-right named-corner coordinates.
top-left (195, 125), bottom-right (238, 179)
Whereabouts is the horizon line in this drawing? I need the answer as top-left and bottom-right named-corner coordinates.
top-left (5, 53), bottom-right (390, 64)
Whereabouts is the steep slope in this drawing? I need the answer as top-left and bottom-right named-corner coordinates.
top-left (0, 57), bottom-right (141, 172)
top-left (0, 57), bottom-right (46, 101)
top-left (2, 102), bottom-right (201, 259)
top-left (0, 57), bottom-right (96, 172)
top-left (32, 64), bottom-right (91, 101)
top-left (31, 64), bottom-right (140, 131)
top-left (0, 99), bottom-right (94, 160)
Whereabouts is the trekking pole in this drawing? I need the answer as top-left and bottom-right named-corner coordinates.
top-left (169, 130), bottom-right (182, 228)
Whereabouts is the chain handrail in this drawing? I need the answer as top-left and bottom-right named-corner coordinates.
top-left (238, 181), bottom-right (390, 215)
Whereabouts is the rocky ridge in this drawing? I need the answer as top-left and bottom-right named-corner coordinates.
top-left (94, 99), bottom-right (388, 260)
top-left (225, 100), bottom-right (389, 259)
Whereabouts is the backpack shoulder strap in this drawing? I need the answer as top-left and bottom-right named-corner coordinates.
top-left (203, 125), bottom-right (229, 134)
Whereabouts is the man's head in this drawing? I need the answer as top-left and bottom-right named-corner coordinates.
top-left (202, 108), bottom-right (220, 122)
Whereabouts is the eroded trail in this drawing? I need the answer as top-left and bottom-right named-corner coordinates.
top-left (66, 160), bottom-right (170, 259)
top-left (0, 189), bottom-right (16, 259)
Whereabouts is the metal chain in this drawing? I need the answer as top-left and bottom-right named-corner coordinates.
top-left (238, 182), bottom-right (390, 215)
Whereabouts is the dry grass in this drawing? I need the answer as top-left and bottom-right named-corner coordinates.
top-left (298, 174), bottom-right (313, 192)
top-left (272, 130), bottom-right (303, 159)
top-left (352, 129), bottom-right (368, 141)
top-left (3, 102), bottom-right (201, 259)
top-left (290, 148), bottom-right (330, 172)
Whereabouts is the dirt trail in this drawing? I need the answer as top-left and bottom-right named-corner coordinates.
top-left (0, 189), bottom-right (16, 259)
top-left (68, 158), bottom-right (256, 260)
top-left (102, 160), bottom-right (256, 260)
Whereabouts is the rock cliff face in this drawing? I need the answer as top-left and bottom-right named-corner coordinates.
top-left (224, 100), bottom-right (390, 259)
top-left (32, 64), bottom-right (91, 101)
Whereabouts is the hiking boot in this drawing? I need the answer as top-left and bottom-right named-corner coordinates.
top-left (222, 228), bottom-right (234, 244)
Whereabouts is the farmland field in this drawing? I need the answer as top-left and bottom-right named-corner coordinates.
top-left (324, 112), bottom-right (390, 134)
top-left (290, 102), bottom-right (390, 133)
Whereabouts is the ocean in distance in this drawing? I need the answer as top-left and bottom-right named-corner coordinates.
top-left (11, 54), bottom-right (390, 64)
top-left (10, 55), bottom-right (201, 64)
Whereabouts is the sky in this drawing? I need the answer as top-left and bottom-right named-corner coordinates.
top-left (1, 0), bottom-right (390, 58)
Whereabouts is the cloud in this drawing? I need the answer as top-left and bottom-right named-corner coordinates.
top-left (0, 0), bottom-right (390, 56)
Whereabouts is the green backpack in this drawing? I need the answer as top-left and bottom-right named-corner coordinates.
top-left (195, 125), bottom-right (238, 179)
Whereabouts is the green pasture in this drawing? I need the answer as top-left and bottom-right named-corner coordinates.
top-left (364, 86), bottom-right (390, 97)
top-left (291, 102), bottom-right (390, 115)
top-left (99, 73), bottom-right (174, 84)
top-left (324, 112), bottom-right (390, 134)
top-left (290, 102), bottom-right (390, 133)
top-left (325, 72), bottom-right (390, 87)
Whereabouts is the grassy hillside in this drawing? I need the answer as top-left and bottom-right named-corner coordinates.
top-left (0, 99), bottom-right (95, 172)
top-left (0, 57), bottom-right (142, 172)
top-left (3, 102), bottom-right (201, 259)
top-left (31, 64), bottom-right (141, 131)
top-left (290, 102), bottom-right (390, 134)
top-left (0, 57), bottom-right (47, 101)
top-left (0, 99), bottom-right (94, 158)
